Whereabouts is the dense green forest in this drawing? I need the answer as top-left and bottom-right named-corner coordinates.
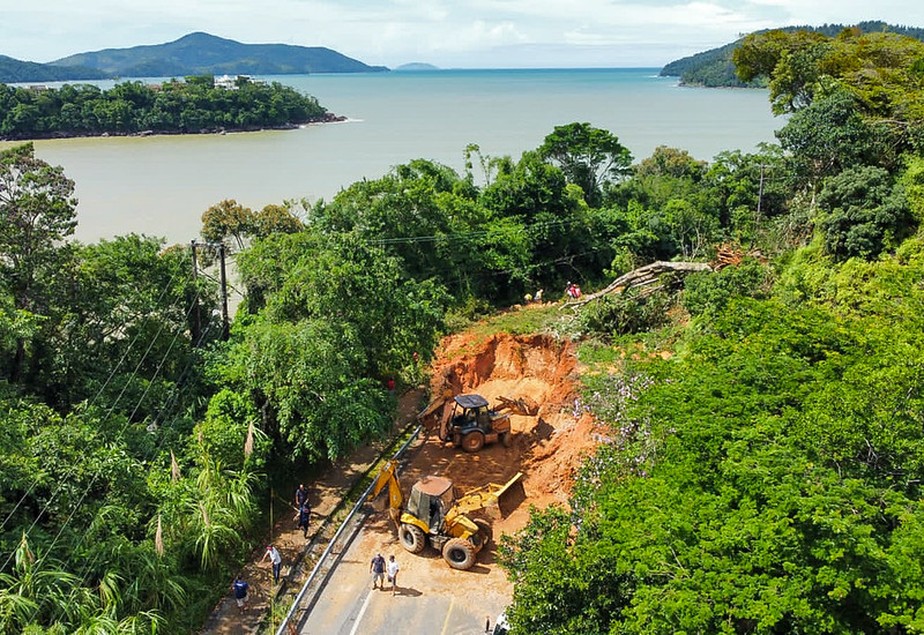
top-left (660, 21), bottom-right (924, 87)
top-left (0, 75), bottom-right (330, 140)
top-left (1, 26), bottom-right (924, 633)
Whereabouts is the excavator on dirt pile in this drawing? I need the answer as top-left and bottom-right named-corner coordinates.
top-left (418, 392), bottom-right (539, 452)
top-left (370, 459), bottom-right (525, 570)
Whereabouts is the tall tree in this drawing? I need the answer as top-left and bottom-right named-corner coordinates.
top-left (775, 89), bottom-right (882, 193)
top-left (200, 199), bottom-right (254, 250)
top-left (0, 143), bottom-right (76, 382)
top-left (538, 122), bottom-right (633, 207)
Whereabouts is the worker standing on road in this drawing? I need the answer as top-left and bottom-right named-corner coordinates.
top-left (261, 544), bottom-right (283, 584)
top-left (386, 555), bottom-right (400, 596)
top-left (370, 553), bottom-right (386, 590)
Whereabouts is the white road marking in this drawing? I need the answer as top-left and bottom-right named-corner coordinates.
top-left (439, 596), bottom-right (456, 635)
top-left (348, 590), bottom-right (374, 635)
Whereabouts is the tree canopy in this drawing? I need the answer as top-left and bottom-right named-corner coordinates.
top-left (0, 76), bottom-right (330, 140)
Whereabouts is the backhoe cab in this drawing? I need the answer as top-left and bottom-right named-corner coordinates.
top-left (446, 394), bottom-right (510, 452)
top-left (370, 460), bottom-right (524, 570)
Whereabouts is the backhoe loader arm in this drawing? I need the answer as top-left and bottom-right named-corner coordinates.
top-left (417, 389), bottom-right (453, 421)
top-left (494, 396), bottom-right (539, 416)
top-left (371, 460), bottom-right (404, 521)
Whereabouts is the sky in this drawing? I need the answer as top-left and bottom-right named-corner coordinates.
top-left (2, 0), bottom-right (923, 69)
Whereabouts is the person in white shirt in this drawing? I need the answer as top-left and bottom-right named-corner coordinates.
top-left (386, 555), bottom-right (400, 596)
top-left (261, 544), bottom-right (282, 584)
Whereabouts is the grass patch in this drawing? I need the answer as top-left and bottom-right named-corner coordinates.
top-left (577, 340), bottom-right (623, 366)
top-left (466, 303), bottom-right (568, 337)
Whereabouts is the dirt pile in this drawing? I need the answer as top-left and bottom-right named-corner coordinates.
top-left (406, 331), bottom-right (603, 534)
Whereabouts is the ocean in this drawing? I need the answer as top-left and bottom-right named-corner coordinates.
top-left (17, 68), bottom-right (783, 244)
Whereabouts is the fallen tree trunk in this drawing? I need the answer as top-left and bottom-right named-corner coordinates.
top-left (568, 261), bottom-right (712, 307)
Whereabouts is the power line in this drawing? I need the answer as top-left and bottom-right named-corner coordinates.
top-left (1, 274), bottom-right (204, 574)
top-left (0, 259), bottom-right (189, 536)
top-left (6, 294), bottom-right (198, 571)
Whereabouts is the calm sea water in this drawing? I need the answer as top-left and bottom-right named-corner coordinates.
top-left (15, 69), bottom-right (782, 244)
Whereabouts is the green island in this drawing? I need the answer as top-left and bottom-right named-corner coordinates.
top-left (0, 74), bottom-right (336, 141)
top-left (2, 26), bottom-right (924, 634)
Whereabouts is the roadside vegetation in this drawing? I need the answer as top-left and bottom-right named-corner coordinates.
top-left (1, 26), bottom-right (924, 634)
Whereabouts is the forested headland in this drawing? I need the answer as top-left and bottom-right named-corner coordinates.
top-left (661, 20), bottom-right (924, 87)
top-left (0, 74), bottom-right (333, 141)
top-left (2, 27), bottom-right (924, 634)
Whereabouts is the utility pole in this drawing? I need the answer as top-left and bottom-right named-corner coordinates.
top-left (190, 240), bottom-right (231, 343)
top-left (218, 243), bottom-right (230, 341)
top-left (756, 163), bottom-right (766, 230)
top-left (190, 240), bottom-right (202, 345)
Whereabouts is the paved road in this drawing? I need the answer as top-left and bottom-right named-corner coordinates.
top-left (296, 513), bottom-right (508, 635)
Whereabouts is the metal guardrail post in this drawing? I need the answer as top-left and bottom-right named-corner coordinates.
top-left (275, 424), bottom-right (422, 635)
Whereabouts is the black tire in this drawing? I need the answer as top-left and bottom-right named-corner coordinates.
top-left (474, 518), bottom-right (492, 546)
top-left (399, 523), bottom-right (426, 554)
top-left (500, 431), bottom-right (512, 447)
top-left (461, 431), bottom-right (485, 453)
top-left (442, 537), bottom-right (477, 570)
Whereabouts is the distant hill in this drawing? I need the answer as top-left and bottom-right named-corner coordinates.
top-left (395, 63), bottom-right (439, 71)
top-left (52, 32), bottom-right (389, 77)
top-left (661, 21), bottom-right (924, 87)
top-left (0, 55), bottom-right (110, 83)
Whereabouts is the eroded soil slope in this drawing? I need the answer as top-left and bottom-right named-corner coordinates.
top-left (356, 329), bottom-right (606, 612)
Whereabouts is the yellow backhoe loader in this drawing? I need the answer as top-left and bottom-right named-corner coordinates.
top-left (418, 392), bottom-right (539, 452)
top-left (370, 459), bottom-right (525, 570)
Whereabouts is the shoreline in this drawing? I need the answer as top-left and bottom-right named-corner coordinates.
top-left (0, 112), bottom-right (348, 143)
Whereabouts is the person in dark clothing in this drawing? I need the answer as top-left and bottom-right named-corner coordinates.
top-left (232, 575), bottom-right (249, 613)
top-left (370, 553), bottom-right (386, 590)
top-left (298, 499), bottom-right (311, 539)
top-left (294, 483), bottom-right (309, 508)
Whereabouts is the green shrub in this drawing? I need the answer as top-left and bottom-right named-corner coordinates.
top-left (579, 288), bottom-right (672, 336)
top-left (681, 258), bottom-right (771, 318)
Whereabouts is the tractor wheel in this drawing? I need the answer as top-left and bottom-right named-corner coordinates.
top-left (500, 431), bottom-right (512, 447)
top-left (461, 431), bottom-right (485, 453)
top-left (399, 523), bottom-right (426, 554)
top-left (442, 537), bottom-right (477, 570)
top-left (474, 518), bottom-right (492, 546)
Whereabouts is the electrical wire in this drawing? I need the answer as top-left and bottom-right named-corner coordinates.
top-left (47, 313), bottom-right (224, 623)
top-left (1, 256), bottom-right (205, 573)
top-left (0, 259), bottom-right (188, 536)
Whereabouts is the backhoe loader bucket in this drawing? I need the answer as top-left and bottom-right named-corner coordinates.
top-left (493, 472), bottom-right (527, 519)
top-left (456, 472), bottom-right (526, 521)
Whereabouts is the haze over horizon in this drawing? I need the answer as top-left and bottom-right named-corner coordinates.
top-left (2, 0), bottom-right (923, 69)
